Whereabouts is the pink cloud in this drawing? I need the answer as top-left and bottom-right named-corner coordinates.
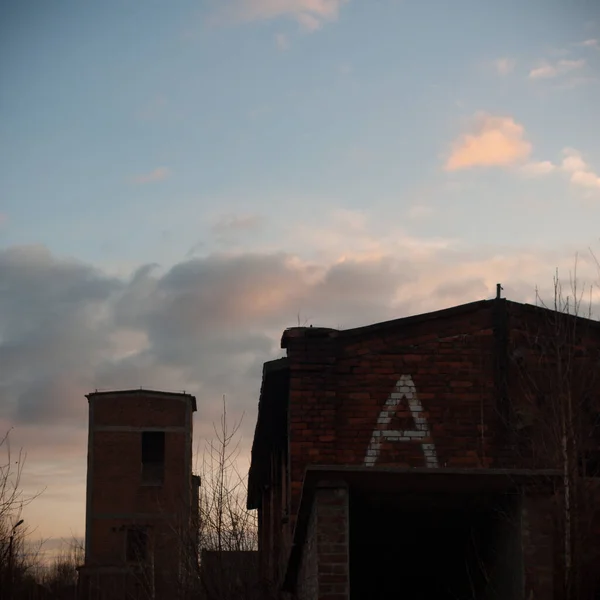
top-left (131, 166), bottom-right (172, 185)
top-left (214, 0), bottom-right (348, 31)
top-left (519, 148), bottom-right (600, 193)
top-left (445, 113), bottom-right (532, 171)
top-left (570, 170), bottom-right (600, 189)
top-left (520, 161), bottom-right (556, 177)
top-left (559, 148), bottom-right (600, 190)
top-left (529, 59), bottom-right (585, 80)
top-left (494, 57), bottom-right (515, 75)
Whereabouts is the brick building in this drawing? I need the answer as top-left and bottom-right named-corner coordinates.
top-left (77, 389), bottom-right (200, 600)
top-left (248, 297), bottom-right (600, 599)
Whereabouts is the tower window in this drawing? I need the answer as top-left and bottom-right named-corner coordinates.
top-left (126, 527), bottom-right (148, 562)
top-left (141, 431), bottom-right (165, 485)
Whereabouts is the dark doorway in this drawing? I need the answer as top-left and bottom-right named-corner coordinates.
top-left (349, 492), bottom-right (522, 600)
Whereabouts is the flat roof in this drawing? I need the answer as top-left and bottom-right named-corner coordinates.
top-left (86, 388), bottom-right (197, 412)
top-left (281, 299), bottom-right (494, 347)
top-left (281, 297), bottom-right (600, 347)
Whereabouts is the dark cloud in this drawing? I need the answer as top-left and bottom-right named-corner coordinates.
top-left (308, 257), bottom-right (416, 326)
top-left (0, 246), bottom-right (122, 428)
top-left (1, 242), bottom-right (593, 464)
top-left (0, 240), bottom-right (596, 541)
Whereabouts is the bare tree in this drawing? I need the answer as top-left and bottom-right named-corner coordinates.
top-left (198, 397), bottom-right (257, 554)
top-left (509, 265), bottom-right (600, 599)
top-left (195, 397), bottom-right (267, 600)
top-left (0, 429), bottom-right (44, 599)
top-left (118, 397), bottom-right (260, 600)
top-left (40, 536), bottom-right (84, 596)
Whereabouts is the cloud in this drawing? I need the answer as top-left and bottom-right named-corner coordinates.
top-left (519, 161), bottom-right (557, 177)
top-left (494, 58), bottom-right (515, 75)
top-left (561, 148), bottom-right (600, 190)
top-left (445, 113), bottom-right (532, 171)
top-left (0, 245), bottom-right (122, 428)
top-left (131, 166), bottom-right (172, 185)
top-left (0, 234), bottom-right (581, 440)
top-left (213, 0), bottom-right (348, 31)
top-left (0, 213), bottom-right (7, 226)
top-left (519, 148), bottom-right (600, 192)
top-left (561, 148), bottom-right (588, 174)
top-left (579, 39), bottom-right (599, 48)
top-left (571, 170), bottom-right (600, 189)
top-left (529, 59), bottom-right (585, 79)
top-left (3, 225), bottom-right (600, 540)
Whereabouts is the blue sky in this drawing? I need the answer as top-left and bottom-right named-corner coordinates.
top-left (1, 0), bottom-right (600, 549)
top-left (3, 0), bottom-right (600, 267)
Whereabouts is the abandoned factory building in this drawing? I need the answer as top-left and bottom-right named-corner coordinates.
top-left (77, 389), bottom-right (200, 600)
top-left (247, 297), bottom-right (600, 600)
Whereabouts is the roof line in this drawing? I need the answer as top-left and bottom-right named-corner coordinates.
top-left (282, 297), bottom-right (600, 347)
top-left (86, 388), bottom-right (197, 411)
top-left (282, 299), bottom-right (494, 347)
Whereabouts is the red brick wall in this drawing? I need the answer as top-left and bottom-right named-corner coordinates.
top-left (91, 430), bottom-right (188, 514)
top-left (296, 502), bottom-right (317, 600)
top-left (266, 302), bottom-right (600, 598)
top-left (296, 483), bottom-right (349, 600)
top-left (93, 395), bottom-right (188, 427)
top-left (286, 305), bottom-right (500, 520)
top-left (84, 391), bottom-right (195, 599)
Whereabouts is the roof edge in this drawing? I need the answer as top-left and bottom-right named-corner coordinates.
top-left (281, 299), bottom-right (494, 348)
top-left (281, 297), bottom-right (600, 350)
top-left (86, 388), bottom-right (197, 412)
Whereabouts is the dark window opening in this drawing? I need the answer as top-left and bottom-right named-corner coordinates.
top-left (141, 431), bottom-right (165, 485)
top-left (126, 527), bottom-right (148, 562)
top-left (579, 450), bottom-right (600, 477)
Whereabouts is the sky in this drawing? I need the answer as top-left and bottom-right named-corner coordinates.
top-left (1, 0), bottom-right (600, 556)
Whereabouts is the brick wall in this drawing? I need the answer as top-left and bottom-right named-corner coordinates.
top-left (296, 483), bottom-right (349, 600)
top-left (296, 500), bottom-right (317, 600)
top-left (81, 390), bottom-right (196, 600)
top-left (283, 301), bottom-right (600, 514)
top-left (252, 300), bottom-right (600, 598)
top-left (285, 305), bottom-right (499, 521)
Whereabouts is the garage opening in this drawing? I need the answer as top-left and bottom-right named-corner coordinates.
top-left (350, 491), bottom-right (523, 600)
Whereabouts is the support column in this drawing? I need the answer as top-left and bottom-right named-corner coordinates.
top-left (297, 481), bottom-right (350, 600)
top-left (521, 493), bottom-right (554, 599)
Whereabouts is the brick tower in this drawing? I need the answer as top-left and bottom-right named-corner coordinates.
top-left (77, 389), bottom-right (200, 600)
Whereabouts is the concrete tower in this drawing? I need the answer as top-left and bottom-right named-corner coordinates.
top-left (77, 389), bottom-right (199, 600)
